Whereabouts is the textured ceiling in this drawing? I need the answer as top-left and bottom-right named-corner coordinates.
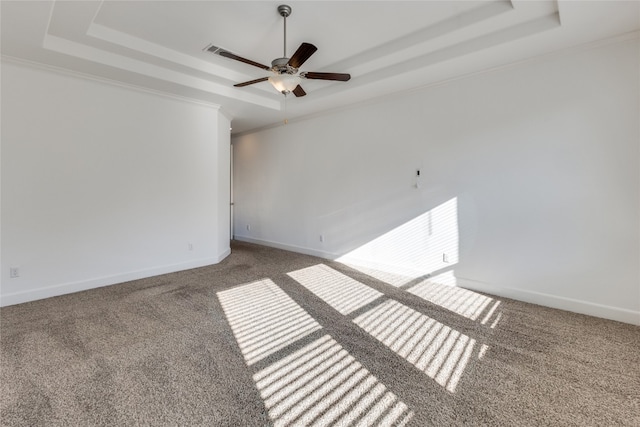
top-left (1, 1), bottom-right (639, 134)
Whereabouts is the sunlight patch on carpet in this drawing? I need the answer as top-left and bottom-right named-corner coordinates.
top-left (287, 264), bottom-right (383, 315)
top-left (290, 264), bottom-right (478, 393)
top-left (406, 273), bottom-right (495, 321)
top-left (354, 299), bottom-right (475, 393)
top-left (218, 278), bottom-right (322, 365)
top-left (254, 334), bottom-right (413, 427)
top-left (218, 279), bottom-right (414, 426)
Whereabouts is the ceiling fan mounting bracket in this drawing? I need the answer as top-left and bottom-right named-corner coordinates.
top-left (277, 5), bottom-right (292, 18)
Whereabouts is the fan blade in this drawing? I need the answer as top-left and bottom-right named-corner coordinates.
top-left (234, 77), bottom-right (269, 87)
top-left (292, 85), bottom-right (306, 97)
top-left (219, 50), bottom-right (271, 70)
top-left (288, 43), bottom-right (317, 69)
top-left (302, 72), bottom-right (351, 81)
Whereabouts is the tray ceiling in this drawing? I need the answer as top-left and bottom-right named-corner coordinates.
top-left (2, 1), bottom-right (639, 134)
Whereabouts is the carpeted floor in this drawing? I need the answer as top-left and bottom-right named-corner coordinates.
top-left (1, 241), bottom-right (639, 426)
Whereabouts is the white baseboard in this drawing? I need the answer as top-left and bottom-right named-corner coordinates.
top-left (217, 247), bottom-right (232, 262)
top-left (234, 235), bottom-right (337, 260)
top-left (234, 236), bottom-right (640, 326)
top-left (457, 277), bottom-right (640, 326)
top-left (0, 257), bottom-right (220, 307)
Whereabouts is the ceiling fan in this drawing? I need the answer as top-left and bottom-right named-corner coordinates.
top-left (212, 4), bottom-right (350, 97)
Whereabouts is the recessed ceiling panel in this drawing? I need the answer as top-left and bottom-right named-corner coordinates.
top-left (2, 0), bottom-right (638, 134)
top-left (92, 1), bottom-right (503, 69)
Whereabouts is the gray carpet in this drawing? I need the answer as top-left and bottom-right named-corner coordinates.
top-left (1, 241), bottom-right (638, 426)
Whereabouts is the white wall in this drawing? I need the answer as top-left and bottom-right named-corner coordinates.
top-left (216, 112), bottom-right (231, 257)
top-left (1, 60), bottom-right (230, 306)
top-left (233, 36), bottom-right (640, 325)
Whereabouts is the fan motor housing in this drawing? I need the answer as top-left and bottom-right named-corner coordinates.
top-left (271, 57), bottom-right (298, 74)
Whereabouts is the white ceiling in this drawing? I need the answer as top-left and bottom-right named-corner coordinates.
top-left (2, 1), bottom-right (639, 134)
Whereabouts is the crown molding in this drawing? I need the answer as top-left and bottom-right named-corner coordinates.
top-left (1, 54), bottom-right (223, 110)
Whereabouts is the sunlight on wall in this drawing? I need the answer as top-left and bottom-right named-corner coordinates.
top-left (218, 279), bottom-right (414, 426)
top-left (289, 264), bottom-right (476, 393)
top-left (330, 194), bottom-right (504, 327)
top-left (337, 197), bottom-right (459, 287)
top-left (218, 279), bottom-right (322, 365)
top-left (287, 264), bottom-right (383, 315)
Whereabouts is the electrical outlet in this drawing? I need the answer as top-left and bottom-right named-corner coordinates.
top-left (319, 234), bottom-right (324, 243)
top-left (246, 224), bottom-right (251, 231)
top-left (188, 243), bottom-right (194, 251)
top-left (10, 267), bottom-right (20, 278)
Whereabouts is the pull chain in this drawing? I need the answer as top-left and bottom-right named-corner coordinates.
top-left (283, 93), bottom-right (288, 125)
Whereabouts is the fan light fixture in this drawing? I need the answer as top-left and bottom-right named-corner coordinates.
top-left (268, 74), bottom-right (301, 94)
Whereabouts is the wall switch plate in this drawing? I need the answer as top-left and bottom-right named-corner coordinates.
top-left (319, 234), bottom-right (324, 242)
top-left (10, 267), bottom-right (20, 278)
top-left (443, 253), bottom-right (449, 263)
top-left (246, 224), bottom-right (251, 231)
